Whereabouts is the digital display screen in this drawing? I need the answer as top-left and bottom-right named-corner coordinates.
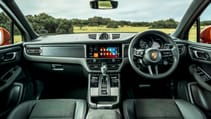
top-left (87, 45), bottom-right (121, 58)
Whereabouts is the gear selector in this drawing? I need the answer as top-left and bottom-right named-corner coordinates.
top-left (100, 63), bottom-right (109, 95)
top-left (101, 63), bottom-right (108, 76)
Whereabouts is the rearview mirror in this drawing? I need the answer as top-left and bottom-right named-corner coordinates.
top-left (0, 27), bottom-right (11, 46)
top-left (90, 0), bottom-right (118, 9)
top-left (200, 26), bottom-right (211, 44)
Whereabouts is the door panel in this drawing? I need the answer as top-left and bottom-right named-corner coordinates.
top-left (188, 44), bottom-right (211, 80)
top-left (188, 43), bottom-right (211, 115)
top-left (0, 44), bottom-right (26, 118)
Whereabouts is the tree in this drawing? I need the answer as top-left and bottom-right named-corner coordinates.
top-left (106, 22), bottom-right (119, 28)
top-left (150, 18), bottom-right (178, 28)
top-left (119, 20), bottom-right (131, 27)
top-left (33, 13), bottom-right (58, 33)
top-left (0, 12), bottom-right (10, 30)
top-left (0, 12), bottom-right (182, 35)
top-left (201, 20), bottom-right (211, 26)
top-left (56, 19), bottom-right (73, 34)
top-left (26, 13), bottom-right (73, 34)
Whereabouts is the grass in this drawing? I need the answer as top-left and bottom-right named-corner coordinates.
top-left (14, 35), bottom-right (22, 43)
top-left (189, 26), bottom-right (197, 42)
top-left (74, 26), bottom-right (149, 33)
top-left (14, 26), bottom-right (199, 43)
top-left (74, 26), bottom-right (175, 34)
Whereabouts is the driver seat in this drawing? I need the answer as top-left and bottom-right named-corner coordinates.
top-left (123, 99), bottom-right (206, 119)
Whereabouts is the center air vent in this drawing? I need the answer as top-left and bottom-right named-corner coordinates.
top-left (99, 32), bottom-right (110, 40)
top-left (88, 34), bottom-right (97, 39)
top-left (26, 47), bottom-right (42, 56)
top-left (89, 33), bottom-right (120, 40)
top-left (112, 34), bottom-right (120, 39)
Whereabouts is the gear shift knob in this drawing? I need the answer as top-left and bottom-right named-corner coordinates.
top-left (101, 63), bottom-right (107, 76)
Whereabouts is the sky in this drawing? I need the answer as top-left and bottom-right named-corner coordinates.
top-left (15, 0), bottom-right (195, 22)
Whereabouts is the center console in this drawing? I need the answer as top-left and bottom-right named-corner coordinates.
top-left (86, 44), bottom-right (122, 109)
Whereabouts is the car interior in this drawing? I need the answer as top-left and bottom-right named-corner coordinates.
top-left (0, 0), bottom-right (211, 119)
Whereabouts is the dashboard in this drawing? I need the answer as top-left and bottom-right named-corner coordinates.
top-left (23, 33), bottom-right (186, 73)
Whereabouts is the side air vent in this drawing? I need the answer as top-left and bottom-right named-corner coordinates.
top-left (178, 44), bottom-right (186, 55)
top-left (164, 44), bottom-right (185, 55)
top-left (112, 34), bottom-right (120, 39)
top-left (26, 47), bottom-right (42, 56)
top-left (88, 34), bottom-right (97, 40)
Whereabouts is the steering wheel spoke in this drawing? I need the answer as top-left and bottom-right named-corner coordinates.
top-left (148, 65), bottom-right (153, 76)
top-left (203, 76), bottom-right (211, 82)
top-left (155, 65), bottom-right (159, 75)
top-left (147, 65), bottom-right (159, 76)
top-left (160, 49), bottom-right (173, 58)
top-left (0, 78), bottom-right (6, 85)
top-left (134, 48), bottom-right (144, 57)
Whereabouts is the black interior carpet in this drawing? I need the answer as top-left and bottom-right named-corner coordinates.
top-left (39, 79), bottom-right (88, 99)
top-left (40, 86), bottom-right (87, 99)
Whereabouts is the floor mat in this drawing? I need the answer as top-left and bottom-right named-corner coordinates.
top-left (41, 87), bottom-right (87, 99)
top-left (40, 81), bottom-right (87, 99)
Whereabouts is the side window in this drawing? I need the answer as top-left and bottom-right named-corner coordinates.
top-left (188, 5), bottom-right (211, 43)
top-left (0, 8), bottom-right (22, 47)
top-left (189, 22), bottom-right (197, 42)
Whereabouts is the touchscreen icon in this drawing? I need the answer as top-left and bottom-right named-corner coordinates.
top-left (93, 53), bottom-right (98, 58)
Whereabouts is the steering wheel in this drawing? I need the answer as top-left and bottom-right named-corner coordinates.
top-left (128, 30), bottom-right (180, 79)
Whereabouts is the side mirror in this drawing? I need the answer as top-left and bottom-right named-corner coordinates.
top-left (0, 27), bottom-right (11, 46)
top-left (200, 26), bottom-right (211, 44)
top-left (90, 0), bottom-right (118, 9)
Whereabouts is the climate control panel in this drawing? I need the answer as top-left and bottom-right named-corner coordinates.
top-left (86, 58), bottom-right (122, 70)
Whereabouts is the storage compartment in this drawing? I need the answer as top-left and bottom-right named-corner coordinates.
top-left (0, 83), bottom-right (23, 117)
top-left (188, 82), bottom-right (211, 111)
top-left (88, 73), bottom-right (120, 108)
top-left (86, 109), bottom-right (121, 119)
top-left (28, 63), bottom-right (86, 81)
top-left (91, 96), bottom-right (117, 104)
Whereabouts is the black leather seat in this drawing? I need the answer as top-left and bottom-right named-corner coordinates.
top-left (7, 99), bottom-right (86, 119)
top-left (123, 99), bottom-right (206, 119)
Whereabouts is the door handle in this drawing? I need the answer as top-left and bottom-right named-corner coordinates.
top-left (51, 64), bottom-right (64, 71)
top-left (3, 52), bottom-right (17, 61)
top-left (193, 50), bottom-right (209, 60)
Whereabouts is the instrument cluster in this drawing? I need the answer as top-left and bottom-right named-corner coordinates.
top-left (138, 35), bottom-right (165, 49)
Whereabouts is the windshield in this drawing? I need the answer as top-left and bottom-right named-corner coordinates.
top-left (15, 0), bottom-right (192, 35)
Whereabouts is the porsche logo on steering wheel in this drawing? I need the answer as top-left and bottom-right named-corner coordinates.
top-left (150, 51), bottom-right (158, 60)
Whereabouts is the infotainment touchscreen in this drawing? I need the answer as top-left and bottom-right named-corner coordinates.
top-left (87, 45), bottom-right (121, 58)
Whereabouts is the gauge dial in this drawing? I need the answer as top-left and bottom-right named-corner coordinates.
top-left (139, 40), bottom-right (148, 49)
top-left (139, 38), bottom-right (152, 49)
top-left (151, 41), bottom-right (161, 49)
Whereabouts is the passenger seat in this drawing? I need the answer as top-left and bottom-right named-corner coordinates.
top-left (7, 99), bottom-right (87, 119)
